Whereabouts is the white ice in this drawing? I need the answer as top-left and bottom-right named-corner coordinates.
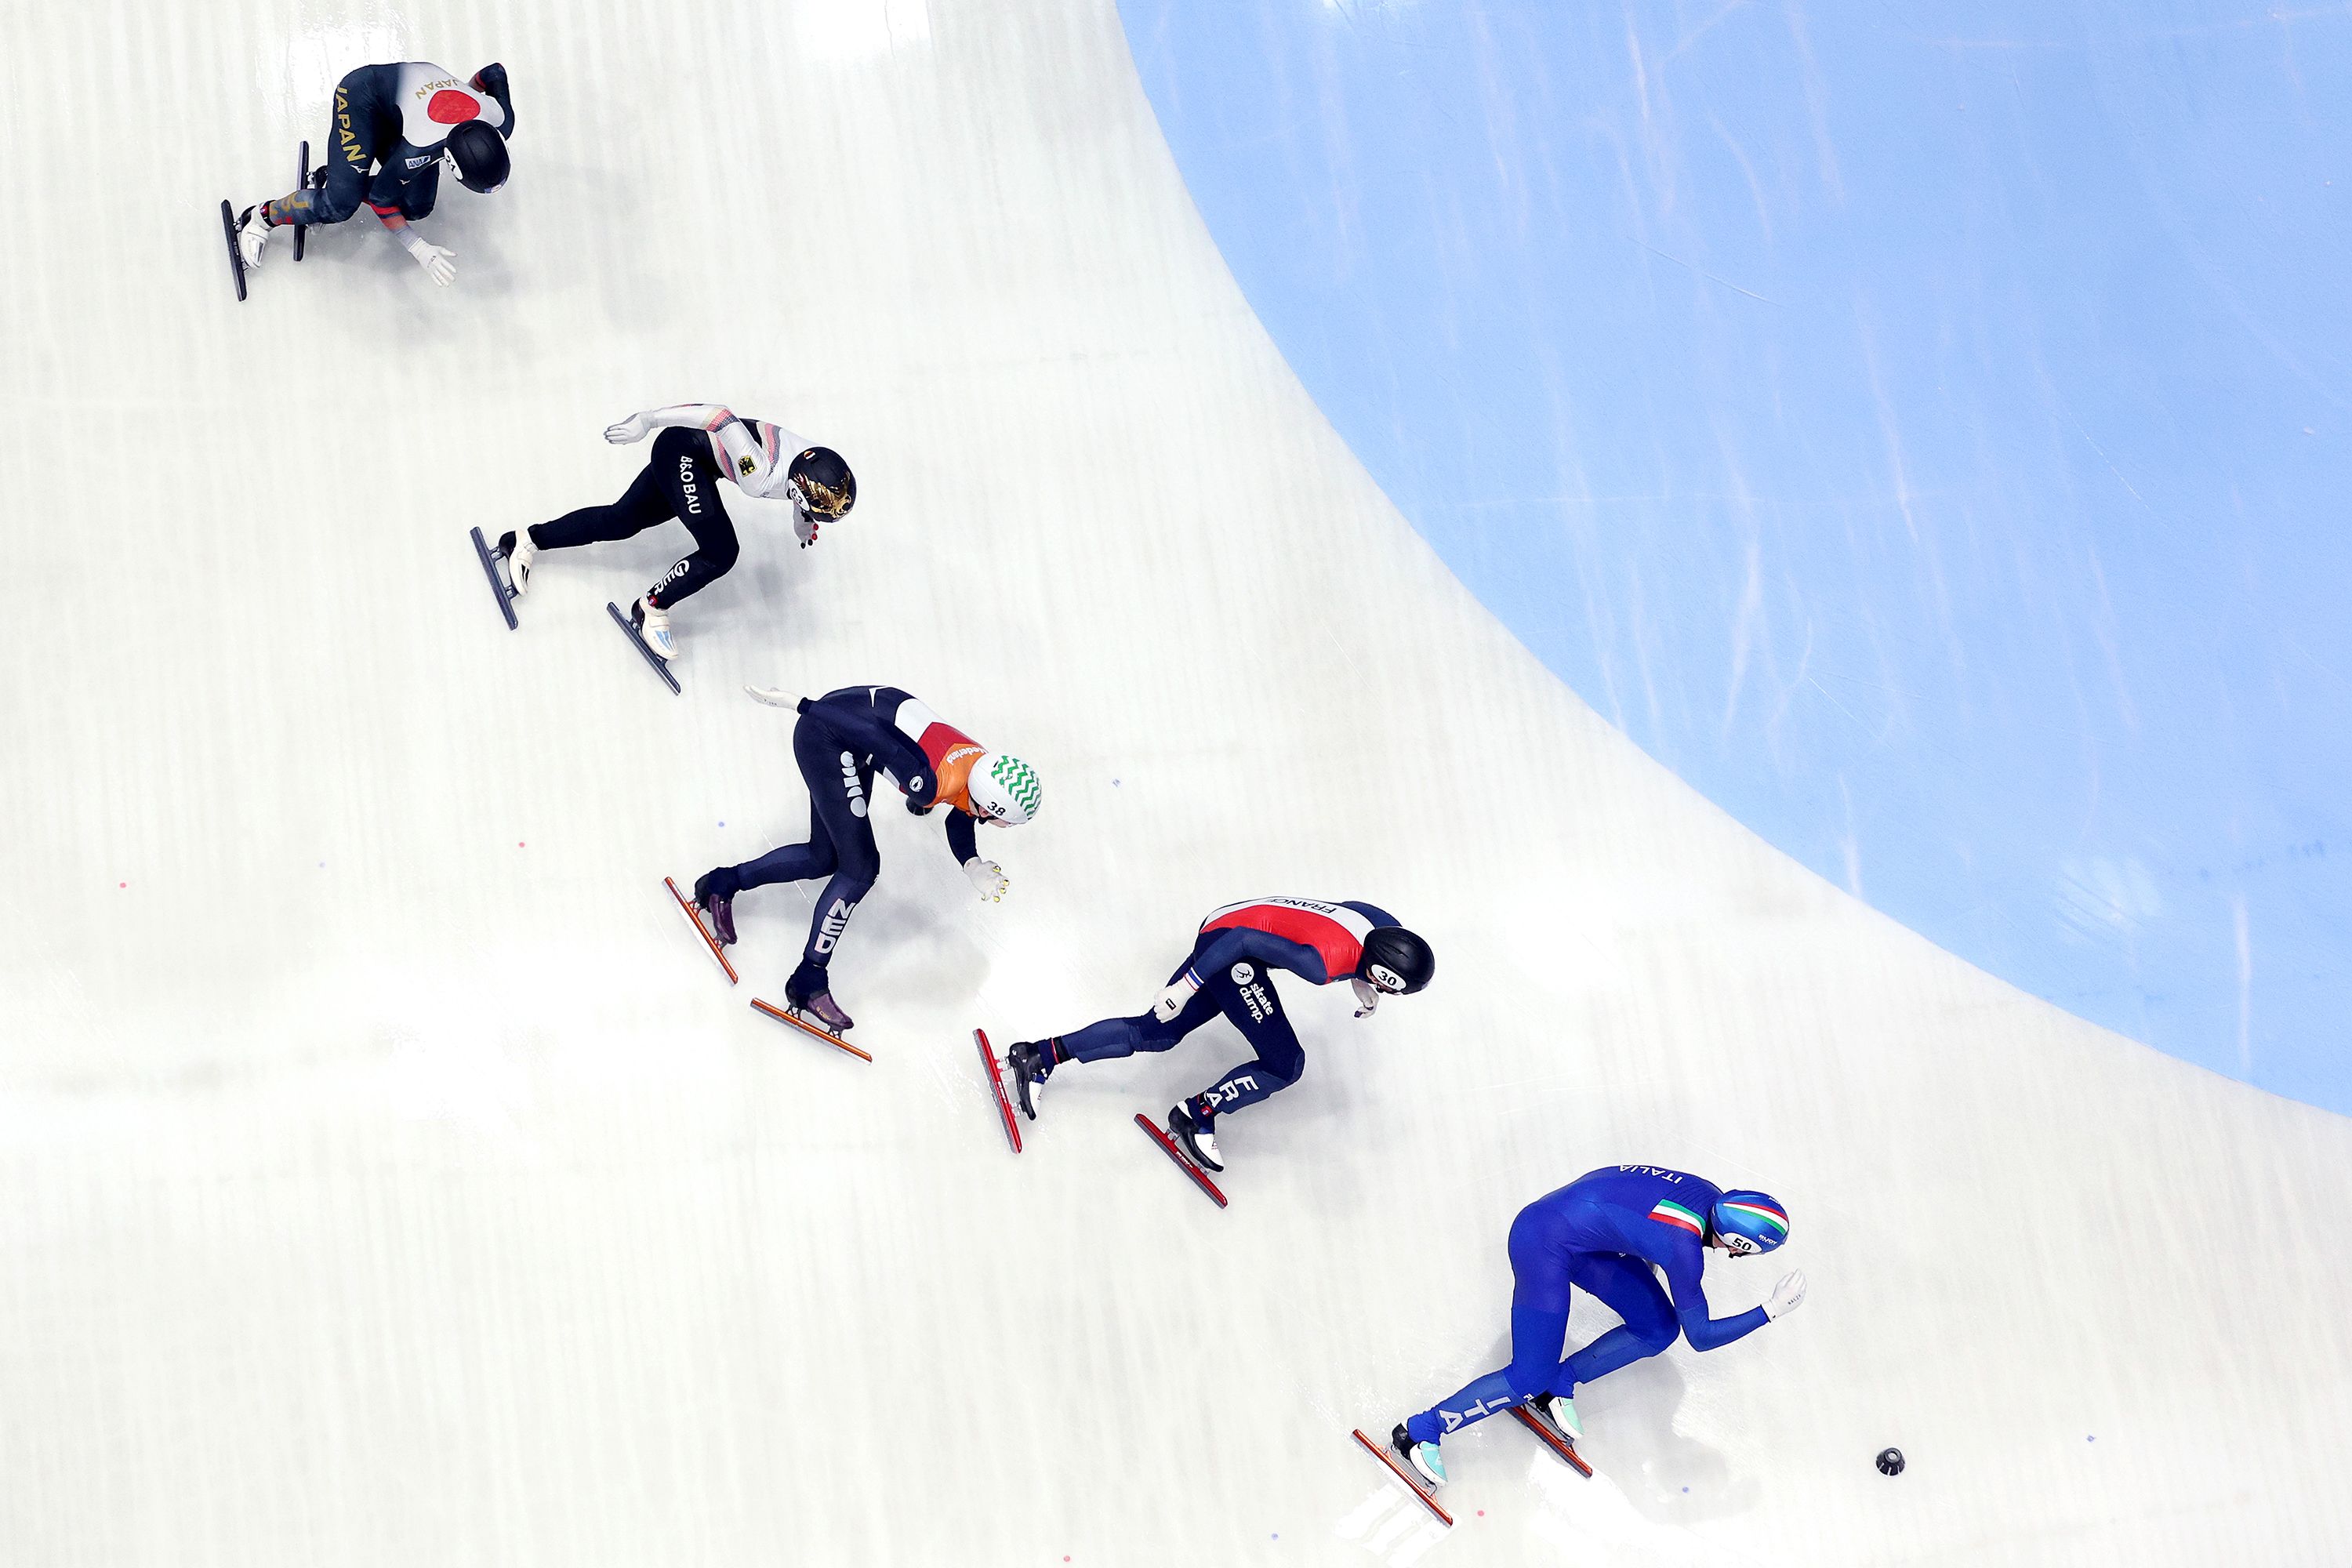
top-left (3, 2), bottom-right (2349, 1563)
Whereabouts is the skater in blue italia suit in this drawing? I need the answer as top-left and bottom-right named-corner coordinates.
top-left (1390, 1165), bottom-right (1806, 1487)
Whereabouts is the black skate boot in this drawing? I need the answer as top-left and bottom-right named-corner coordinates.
top-left (691, 869), bottom-right (737, 946)
top-left (1005, 1040), bottom-right (1055, 1120)
top-left (785, 964), bottom-right (854, 1035)
top-left (1167, 1101), bottom-right (1224, 1172)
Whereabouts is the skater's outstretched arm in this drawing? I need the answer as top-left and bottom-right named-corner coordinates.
top-left (606, 404), bottom-right (743, 445)
top-left (944, 809), bottom-right (980, 866)
top-left (1660, 1251), bottom-right (1769, 1352)
top-left (369, 205), bottom-right (456, 285)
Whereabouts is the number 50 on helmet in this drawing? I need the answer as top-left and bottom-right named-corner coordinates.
top-left (1709, 1192), bottom-right (1790, 1254)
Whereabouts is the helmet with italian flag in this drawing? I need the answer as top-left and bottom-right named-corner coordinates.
top-left (967, 752), bottom-right (1042, 826)
top-left (1709, 1191), bottom-right (1789, 1255)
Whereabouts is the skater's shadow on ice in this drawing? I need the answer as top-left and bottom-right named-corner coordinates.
top-left (1576, 1358), bottom-right (1748, 1523)
top-left (858, 889), bottom-right (991, 1010)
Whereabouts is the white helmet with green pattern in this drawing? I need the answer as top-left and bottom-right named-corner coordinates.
top-left (968, 752), bottom-right (1043, 826)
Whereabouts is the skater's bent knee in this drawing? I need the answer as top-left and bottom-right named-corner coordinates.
top-left (1628, 1310), bottom-right (1679, 1354)
top-left (1504, 1358), bottom-right (1554, 1401)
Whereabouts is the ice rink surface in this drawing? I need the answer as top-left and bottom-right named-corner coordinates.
top-left (4, 2), bottom-right (2350, 1564)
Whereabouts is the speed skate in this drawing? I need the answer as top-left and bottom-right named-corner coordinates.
top-left (750, 996), bottom-right (873, 1062)
top-left (975, 1029), bottom-right (1024, 1153)
top-left (1350, 1428), bottom-right (1452, 1528)
top-left (664, 877), bottom-right (737, 984)
top-left (1134, 1112), bottom-right (1228, 1207)
top-left (1512, 1401), bottom-right (1594, 1478)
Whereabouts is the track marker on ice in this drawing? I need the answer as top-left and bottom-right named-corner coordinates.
top-left (1511, 1403), bottom-right (1594, 1478)
top-left (1134, 1112), bottom-right (1228, 1207)
top-left (470, 528), bottom-right (518, 629)
top-left (1349, 1429), bottom-right (1452, 1528)
top-left (974, 1029), bottom-right (1022, 1154)
top-left (665, 876), bottom-right (737, 984)
top-left (750, 997), bottom-right (872, 1062)
top-left (607, 601), bottom-right (681, 694)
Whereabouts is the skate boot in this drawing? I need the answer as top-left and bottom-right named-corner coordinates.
top-left (1004, 1040), bottom-right (1055, 1120)
top-left (497, 528), bottom-right (537, 597)
top-left (631, 593), bottom-right (675, 659)
top-left (1391, 1424), bottom-right (1446, 1488)
top-left (1530, 1391), bottom-right (1583, 1442)
top-left (236, 204), bottom-right (272, 270)
top-left (691, 869), bottom-right (737, 946)
top-left (785, 966), bottom-right (854, 1035)
top-left (1167, 1102), bottom-right (1223, 1171)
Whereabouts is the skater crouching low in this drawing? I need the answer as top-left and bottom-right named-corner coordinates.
top-left (492, 405), bottom-right (854, 659)
top-left (690, 684), bottom-right (1039, 1033)
top-left (1002, 896), bottom-right (1434, 1171)
top-left (1388, 1167), bottom-right (1805, 1489)
top-left (236, 60), bottom-right (514, 288)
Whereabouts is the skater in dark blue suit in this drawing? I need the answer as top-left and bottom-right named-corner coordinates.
top-left (1389, 1166), bottom-right (1806, 1488)
top-left (999, 896), bottom-right (1435, 1171)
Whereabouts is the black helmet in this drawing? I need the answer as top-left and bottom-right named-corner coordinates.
top-left (1358, 925), bottom-right (1434, 995)
top-left (445, 120), bottom-right (510, 194)
top-left (789, 447), bottom-right (856, 519)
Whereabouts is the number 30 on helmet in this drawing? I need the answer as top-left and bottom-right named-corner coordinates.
top-left (1356, 925), bottom-right (1435, 995)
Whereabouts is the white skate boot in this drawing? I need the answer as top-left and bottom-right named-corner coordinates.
top-left (498, 529), bottom-right (537, 596)
top-left (631, 595), bottom-right (675, 659)
top-left (1530, 1391), bottom-right (1583, 1441)
top-left (236, 205), bottom-right (272, 270)
top-left (1391, 1425), bottom-right (1446, 1487)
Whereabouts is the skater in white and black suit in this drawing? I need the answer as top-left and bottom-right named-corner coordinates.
top-left (492, 405), bottom-right (856, 659)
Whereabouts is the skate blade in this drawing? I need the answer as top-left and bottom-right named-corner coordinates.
top-left (606, 601), bottom-right (682, 694)
top-left (664, 876), bottom-right (738, 984)
top-left (1134, 1113), bottom-right (1228, 1208)
top-left (1348, 1429), bottom-right (1453, 1527)
top-left (1509, 1405), bottom-right (1593, 1478)
top-left (470, 528), bottom-right (519, 630)
top-left (972, 1029), bottom-right (1022, 1154)
top-left (750, 997), bottom-right (871, 1062)
top-left (218, 198), bottom-right (247, 303)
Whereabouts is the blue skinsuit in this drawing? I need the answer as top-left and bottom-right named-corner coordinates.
top-left (1404, 1166), bottom-right (1770, 1446)
top-left (1058, 901), bottom-right (1396, 1123)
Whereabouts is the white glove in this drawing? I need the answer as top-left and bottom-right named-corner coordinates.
top-left (604, 412), bottom-right (652, 445)
top-left (743, 685), bottom-right (804, 710)
top-left (1763, 1269), bottom-right (1807, 1320)
top-left (403, 237), bottom-right (456, 286)
top-left (1351, 977), bottom-right (1382, 1018)
top-left (794, 510), bottom-right (821, 550)
top-left (1152, 976), bottom-right (1200, 1023)
top-left (964, 858), bottom-right (1008, 902)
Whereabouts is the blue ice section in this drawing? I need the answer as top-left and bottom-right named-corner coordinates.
top-left (1119, 2), bottom-right (2352, 1109)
